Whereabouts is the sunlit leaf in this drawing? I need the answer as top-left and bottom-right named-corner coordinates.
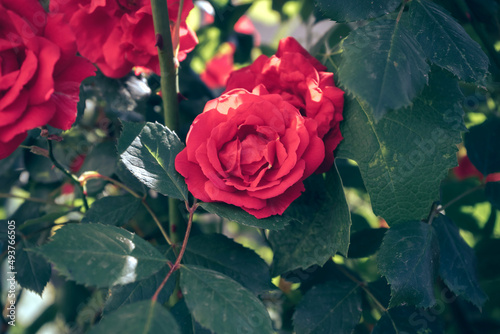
top-left (34, 224), bottom-right (166, 288)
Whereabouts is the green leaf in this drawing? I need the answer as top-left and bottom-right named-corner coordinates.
top-left (118, 121), bottom-right (188, 201)
top-left (200, 202), bottom-right (291, 230)
top-left (337, 69), bottom-right (465, 225)
top-left (347, 228), bottom-right (387, 258)
top-left (315, 0), bottom-right (401, 22)
top-left (269, 166), bottom-right (351, 276)
top-left (486, 181), bottom-right (500, 211)
top-left (103, 265), bottom-right (176, 314)
top-left (377, 221), bottom-right (439, 308)
top-left (339, 19), bottom-right (430, 120)
top-left (89, 300), bottom-right (180, 334)
top-left (407, 0), bottom-right (489, 82)
top-left (82, 195), bottom-right (141, 226)
top-left (180, 265), bottom-right (273, 334)
top-left (34, 224), bottom-right (166, 288)
top-left (180, 234), bottom-right (272, 294)
top-left (433, 215), bottom-right (487, 309)
top-left (293, 281), bottom-right (362, 334)
top-left (464, 117), bottom-right (500, 175)
top-left (372, 306), bottom-right (443, 334)
top-left (16, 239), bottom-right (51, 295)
top-left (170, 300), bottom-right (212, 334)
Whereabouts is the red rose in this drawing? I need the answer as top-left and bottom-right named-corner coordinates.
top-left (175, 87), bottom-right (325, 218)
top-left (0, 0), bottom-right (96, 159)
top-left (200, 42), bottom-right (236, 89)
top-left (50, 0), bottom-right (198, 78)
top-left (225, 37), bottom-right (344, 172)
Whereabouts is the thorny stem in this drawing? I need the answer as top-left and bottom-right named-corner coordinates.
top-left (150, 0), bottom-right (184, 245)
top-left (152, 200), bottom-right (197, 302)
top-left (47, 140), bottom-right (89, 211)
top-left (78, 172), bottom-right (172, 245)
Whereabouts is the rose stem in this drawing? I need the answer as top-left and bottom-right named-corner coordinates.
top-left (47, 140), bottom-right (89, 211)
top-left (150, 0), bottom-right (184, 244)
top-left (152, 201), bottom-right (197, 302)
top-left (78, 172), bottom-right (173, 245)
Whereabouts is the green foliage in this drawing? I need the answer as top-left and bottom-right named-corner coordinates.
top-left (269, 167), bottom-right (350, 275)
top-left (336, 70), bottom-right (464, 225)
top-left (180, 265), bottom-right (274, 334)
top-left (82, 195), bottom-right (142, 225)
top-left (34, 224), bottom-right (167, 287)
top-left (339, 19), bottom-right (430, 120)
top-left (200, 202), bottom-right (292, 230)
top-left (407, 0), bottom-right (489, 83)
top-left (378, 221), bottom-right (439, 308)
top-left (316, 0), bottom-right (401, 22)
top-left (103, 265), bottom-right (176, 314)
top-left (16, 239), bottom-right (51, 295)
top-left (118, 121), bottom-right (188, 201)
top-left (372, 306), bottom-right (443, 333)
top-left (433, 215), bottom-right (487, 308)
top-left (89, 300), bottom-right (180, 334)
top-left (293, 280), bottom-right (362, 334)
top-left (176, 234), bottom-right (273, 294)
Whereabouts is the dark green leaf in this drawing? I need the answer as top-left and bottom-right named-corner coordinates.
top-left (34, 224), bottom-right (166, 288)
top-left (464, 117), bottom-right (500, 175)
top-left (348, 228), bottom-right (387, 258)
top-left (103, 265), bottom-right (176, 314)
top-left (486, 181), bottom-right (500, 210)
top-left (372, 306), bottom-right (443, 334)
top-left (433, 215), bottom-right (487, 309)
top-left (269, 167), bottom-right (351, 276)
top-left (377, 221), bottom-right (439, 308)
top-left (200, 202), bottom-right (291, 230)
top-left (293, 281), bottom-right (362, 334)
top-left (337, 69), bottom-right (464, 225)
top-left (180, 265), bottom-right (273, 334)
top-left (16, 239), bottom-right (51, 295)
top-left (118, 122), bottom-right (188, 201)
top-left (181, 234), bottom-right (272, 294)
top-left (339, 19), bottom-right (429, 120)
top-left (171, 300), bottom-right (212, 334)
top-left (89, 300), bottom-right (180, 334)
top-left (407, 0), bottom-right (489, 82)
top-left (315, 0), bottom-right (401, 22)
top-left (82, 195), bottom-right (141, 226)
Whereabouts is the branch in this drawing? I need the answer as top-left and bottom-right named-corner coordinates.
top-left (152, 201), bottom-right (197, 302)
top-left (47, 140), bottom-right (89, 211)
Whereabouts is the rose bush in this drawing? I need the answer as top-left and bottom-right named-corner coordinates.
top-left (0, 0), bottom-right (96, 159)
top-left (49, 0), bottom-right (198, 78)
top-left (225, 37), bottom-right (344, 172)
top-left (175, 87), bottom-right (325, 218)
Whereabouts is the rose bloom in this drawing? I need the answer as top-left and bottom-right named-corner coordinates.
top-left (0, 0), bottom-right (96, 159)
top-left (200, 42), bottom-right (236, 89)
top-left (50, 0), bottom-right (198, 78)
top-left (175, 87), bottom-right (325, 218)
top-left (225, 37), bottom-right (344, 172)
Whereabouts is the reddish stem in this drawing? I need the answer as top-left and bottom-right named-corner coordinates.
top-left (152, 200), bottom-right (197, 302)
